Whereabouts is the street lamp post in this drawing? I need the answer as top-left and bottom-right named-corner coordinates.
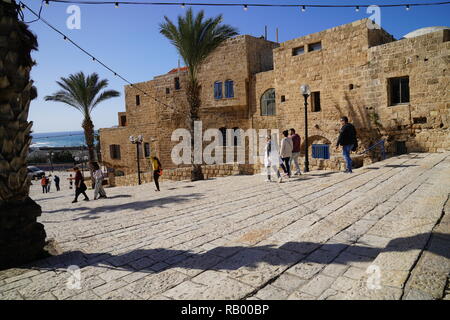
top-left (130, 135), bottom-right (143, 185)
top-left (300, 84), bottom-right (311, 173)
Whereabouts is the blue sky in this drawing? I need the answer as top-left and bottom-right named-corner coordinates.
top-left (22, 0), bottom-right (450, 133)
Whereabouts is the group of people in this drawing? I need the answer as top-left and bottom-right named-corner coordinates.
top-left (40, 174), bottom-right (60, 193)
top-left (264, 117), bottom-right (357, 182)
top-left (264, 128), bottom-right (302, 183)
top-left (71, 162), bottom-right (108, 203)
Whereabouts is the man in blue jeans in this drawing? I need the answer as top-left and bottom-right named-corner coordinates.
top-left (335, 116), bottom-right (357, 173)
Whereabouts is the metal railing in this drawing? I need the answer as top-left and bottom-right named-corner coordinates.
top-left (358, 139), bottom-right (386, 160)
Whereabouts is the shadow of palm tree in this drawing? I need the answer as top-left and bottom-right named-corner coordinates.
top-left (42, 193), bottom-right (205, 216)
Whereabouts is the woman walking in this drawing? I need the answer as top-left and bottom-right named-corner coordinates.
top-left (72, 166), bottom-right (89, 203)
top-left (92, 162), bottom-right (107, 200)
top-left (151, 156), bottom-right (162, 192)
top-left (264, 135), bottom-right (283, 183)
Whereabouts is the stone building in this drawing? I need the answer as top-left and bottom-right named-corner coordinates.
top-left (99, 19), bottom-right (449, 182)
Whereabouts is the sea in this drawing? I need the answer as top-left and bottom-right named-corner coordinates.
top-left (30, 131), bottom-right (94, 148)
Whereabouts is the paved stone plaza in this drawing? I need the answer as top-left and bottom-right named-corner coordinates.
top-left (1, 153), bottom-right (449, 300)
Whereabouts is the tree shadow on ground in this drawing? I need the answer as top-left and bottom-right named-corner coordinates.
top-left (42, 193), bottom-right (205, 216)
top-left (22, 232), bottom-right (449, 276)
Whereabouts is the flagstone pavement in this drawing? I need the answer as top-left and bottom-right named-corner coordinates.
top-left (1, 152), bottom-right (449, 300)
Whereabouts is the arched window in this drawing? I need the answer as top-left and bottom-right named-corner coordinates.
top-left (261, 88), bottom-right (276, 116)
top-left (225, 80), bottom-right (234, 98)
top-left (214, 81), bottom-right (223, 99)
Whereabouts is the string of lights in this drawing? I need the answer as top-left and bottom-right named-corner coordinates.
top-left (19, 1), bottom-right (179, 112)
top-left (41, 0), bottom-right (450, 10)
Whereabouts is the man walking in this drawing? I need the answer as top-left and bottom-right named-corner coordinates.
top-left (280, 130), bottom-right (293, 177)
top-left (335, 116), bottom-right (357, 173)
top-left (289, 128), bottom-right (301, 175)
top-left (54, 175), bottom-right (60, 191)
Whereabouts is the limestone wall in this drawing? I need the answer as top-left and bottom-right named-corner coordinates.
top-left (365, 29), bottom-right (450, 153)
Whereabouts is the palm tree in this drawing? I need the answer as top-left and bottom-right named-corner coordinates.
top-left (45, 72), bottom-right (120, 181)
top-left (0, 0), bottom-right (47, 269)
top-left (159, 8), bottom-right (238, 180)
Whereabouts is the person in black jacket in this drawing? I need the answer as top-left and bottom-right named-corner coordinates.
top-left (335, 116), bottom-right (357, 173)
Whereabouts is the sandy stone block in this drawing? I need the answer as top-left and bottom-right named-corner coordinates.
top-left (298, 274), bottom-right (336, 297)
top-left (372, 250), bottom-right (421, 271)
top-left (407, 267), bottom-right (447, 299)
top-left (321, 263), bottom-right (349, 277)
top-left (92, 279), bottom-right (128, 296)
top-left (68, 290), bottom-right (101, 300)
top-left (271, 273), bottom-right (308, 292)
top-left (101, 287), bottom-right (143, 300)
top-left (98, 269), bottom-right (131, 282)
top-left (254, 285), bottom-right (290, 300)
top-left (191, 271), bottom-right (254, 299)
top-left (287, 291), bottom-right (316, 300)
top-left (125, 270), bottom-right (189, 299)
top-left (161, 281), bottom-right (208, 300)
top-left (343, 267), bottom-right (367, 281)
top-left (287, 262), bottom-right (324, 280)
top-left (403, 288), bottom-right (434, 300)
top-left (331, 276), bottom-right (358, 292)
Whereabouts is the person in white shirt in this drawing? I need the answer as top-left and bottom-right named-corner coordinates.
top-left (280, 130), bottom-right (293, 177)
top-left (91, 162), bottom-right (107, 200)
top-left (264, 135), bottom-right (283, 183)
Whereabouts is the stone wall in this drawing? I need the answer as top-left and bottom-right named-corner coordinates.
top-left (365, 29), bottom-right (450, 153)
top-left (111, 163), bottom-right (255, 187)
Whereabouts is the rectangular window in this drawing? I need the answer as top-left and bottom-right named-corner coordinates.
top-left (144, 143), bottom-right (151, 158)
top-left (312, 144), bottom-right (330, 159)
top-left (292, 46), bottom-right (305, 56)
top-left (120, 115), bottom-right (127, 126)
top-left (214, 82), bottom-right (223, 99)
top-left (166, 88), bottom-right (170, 94)
top-left (311, 92), bottom-right (321, 112)
top-left (225, 80), bottom-right (234, 98)
top-left (109, 145), bottom-right (121, 160)
top-left (389, 76), bottom-right (410, 105)
top-left (174, 77), bottom-right (181, 90)
top-left (308, 42), bottom-right (322, 52)
top-left (135, 95), bottom-right (140, 106)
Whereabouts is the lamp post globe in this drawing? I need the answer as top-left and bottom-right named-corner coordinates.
top-left (300, 84), bottom-right (311, 96)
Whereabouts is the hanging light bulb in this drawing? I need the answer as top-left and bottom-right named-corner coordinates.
top-left (355, 6), bottom-right (360, 12)
top-left (92, 57), bottom-right (96, 62)
top-left (181, 3), bottom-right (185, 8)
top-left (243, 5), bottom-right (248, 11)
top-left (301, 5), bottom-right (306, 12)
top-left (63, 35), bottom-right (67, 40)
top-left (45, 0), bottom-right (49, 5)
top-left (115, 2), bottom-right (119, 8)
top-left (406, 5), bottom-right (410, 11)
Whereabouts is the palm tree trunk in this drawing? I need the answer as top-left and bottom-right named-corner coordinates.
top-left (0, 0), bottom-right (47, 269)
top-left (187, 79), bottom-right (204, 181)
top-left (82, 117), bottom-right (96, 186)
